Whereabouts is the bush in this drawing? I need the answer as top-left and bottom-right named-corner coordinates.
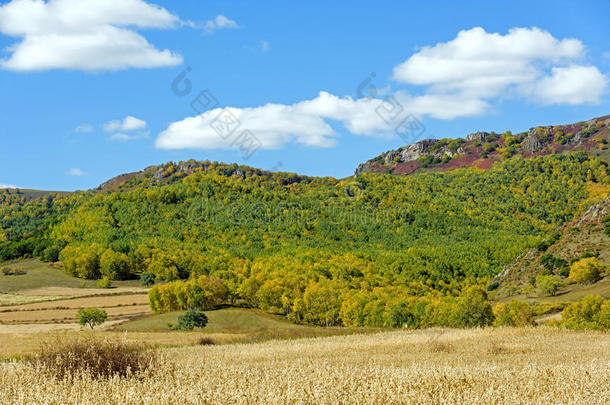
top-left (140, 271), bottom-right (156, 287)
top-left (1, 267), bottom-right (26, 276)
top-left (569, 258), bottom-right (603, 284)
top-left (35, 337), bottom-right (158, 380)
top-left (536, 275), bottom-right (563, 296)
top-left (96, 276), bottom-right (113, 289)
top-left (493, 300), bottom-right (534, 326)
top-left (174, 310), bottom-right (208, 331)
top-left (452, 286), bottom-right (495, 328)
top-left (560, 295), bottom-right (608, 330)
top-left (486, 281), bottom-right (500, 291)
top-left (78, 308), bottom-right (108, 329)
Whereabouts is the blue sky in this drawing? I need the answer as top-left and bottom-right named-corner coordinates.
top-left (0, 0), bottom-right (609, 191)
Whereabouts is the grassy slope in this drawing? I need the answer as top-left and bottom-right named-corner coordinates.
top-left (114, 307), bottom-right (383, 343)
top-left (0, 260), bottom-right (89, 293)
top-left (0, 259), bottom-right (145, 306)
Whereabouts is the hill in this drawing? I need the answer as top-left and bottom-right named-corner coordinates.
top-left (493, 195), bottom-right (610, 304)
top-left (1, 143), bottom-right (608, 326)
top-left (355, 115), bottom-right (610, 176)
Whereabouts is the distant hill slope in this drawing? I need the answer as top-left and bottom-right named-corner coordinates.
top-left (494, 195), bottom-right (610, 300)
top-left (355, 115), bottom-right (610, 176)
top-left (0, 188), bottom-right (70, 203)
top-left (94, 160), bottom-right (305, 193)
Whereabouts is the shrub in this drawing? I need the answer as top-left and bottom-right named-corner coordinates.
top-left (174, 310), bottom-right (208, 331)
top-left (561, 295), bottom-right (608, 330)
top-left (35, 337), bottom-right (158, 380)
top-left (569, 258), bottom-right (603, 284)
top-left (493, 300), bottom-right (534, 326)
top-left (140, 271), bottom-right (156, 287)
top-left (486, 281), bottom-right (500, 291)
top-left (536, 275), bottom-right (563, 296)
top-left (1, 267), bottom-right (26, 276)
top-left (78, 308), bottom-right (108, 329)
top-left (96, 276), bottom-right (113, 289)
top-left (452, 286), bottom-right (495, 328)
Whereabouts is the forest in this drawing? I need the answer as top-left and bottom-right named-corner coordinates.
top-left (0, 152), bottom-right (608, 326)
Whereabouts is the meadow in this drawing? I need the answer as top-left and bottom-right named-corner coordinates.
top-left (0, 327), bottom-right (608, 404)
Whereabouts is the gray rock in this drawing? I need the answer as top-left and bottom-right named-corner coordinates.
top-left (522, 133), bottom-right (543, 153)
top-left (466, 131), bottom-right (490, 143)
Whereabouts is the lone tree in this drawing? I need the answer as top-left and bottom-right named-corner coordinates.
top-left (570, 258), bottom-right (603, 285)
top-left (78, 308), bottom-right (108, 329)
top-left (174, 310), bottom-right (208, 331)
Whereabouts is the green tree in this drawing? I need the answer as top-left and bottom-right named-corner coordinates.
top-left (452, 286), bottom-right (495, 327)
top-left (77, 308), bottom-right (108, 329)
top-left (536, 275), bottom-right (563, 296)
top-left (174, 310), bottom-right (208, 331)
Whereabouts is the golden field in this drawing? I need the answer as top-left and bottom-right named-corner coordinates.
top-left (1, 327), bottom-right (608, 404)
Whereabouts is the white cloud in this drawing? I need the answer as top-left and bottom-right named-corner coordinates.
top-left (203, 14), bottom-right (238, 34)
top-left (155, 90), bottom-right (488, 151)
top-left (0, 183), bottom-right (17, 189)
top-left (393, 27), bottom-right (607, 107)
top-left (156, 26), bottom-right (608, 153)
top-left (261, 40), bottom-right (270, 52)
top-left (67, 168), bottom-right (88, 176)
top-left (526, 65), bottom-right (608, 105)
top-left (0, 0), bottom-right (183, 71)
top-left (74, 124), bottom-right (94, 134)
top-left (104, 116), bottom-right (147, 132)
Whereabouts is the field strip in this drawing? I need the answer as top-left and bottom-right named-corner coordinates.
top-left (0, 290), bottom-right (148, 307)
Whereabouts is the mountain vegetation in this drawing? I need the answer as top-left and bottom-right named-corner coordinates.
top-left (1, 116), bottom-right (610, 328)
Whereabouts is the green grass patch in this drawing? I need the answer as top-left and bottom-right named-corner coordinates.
top-left (0, 259), bottom-right (92, 293)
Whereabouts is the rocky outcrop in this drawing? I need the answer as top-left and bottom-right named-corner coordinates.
top-left (398, 139), bottom-right (438, 162)
top-left (466, 131), bottom-right (490, 143)
top-left (522, 133), bottom-right (543, 153)
top-left (575, 197), bottom-right (610, 227)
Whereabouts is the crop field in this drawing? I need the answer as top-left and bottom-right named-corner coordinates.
top-left (0, 327), bottom-right (608, 404)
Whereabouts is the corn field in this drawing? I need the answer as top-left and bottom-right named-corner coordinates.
top-left (1, 327), bottom-right (608, 404)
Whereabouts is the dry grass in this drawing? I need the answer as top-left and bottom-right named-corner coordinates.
top-left (0, 327), bottom-right (608, 404)
top-left (0, 293), bottom-right (151, 327)
top-left (34, 337), bottom-right (159, 380)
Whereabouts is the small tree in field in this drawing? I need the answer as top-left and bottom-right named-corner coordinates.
top-left (174, 310), bottom-right (208, 331)
top-left (78, 308), bottom-right (108, 329)
top-left (536, 275), bottom-right (562, 296)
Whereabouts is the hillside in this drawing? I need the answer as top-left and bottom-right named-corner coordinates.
top-left (1, 143), bottom-right (608, 326)
top-left (355, 115), bottom-right (610, 176)
top-left (494, 195), bottom-right (610, 302)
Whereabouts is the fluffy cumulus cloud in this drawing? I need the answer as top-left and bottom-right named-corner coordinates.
top-left (155, 91), bottom-right (485, 151)
top-left (104, 116), bottom-right (148, 142)
top-left (202, 14), bottom-right (239, 34)
top-left (0, 0), bottom-right (183, 71)
top-left (157, 26), bottom-right (608, 152)
top-left (393, 26), bottom-right (607, 107)
top-left (104, 116), bottom-right (147, 132)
